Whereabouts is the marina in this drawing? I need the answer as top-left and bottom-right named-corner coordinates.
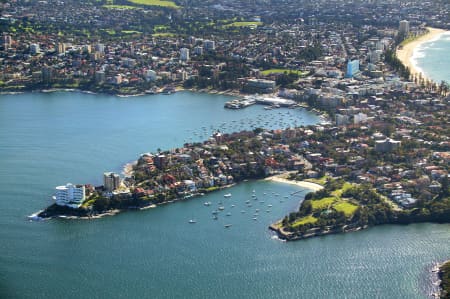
top-left (224, 95), bottom-right (297, 110)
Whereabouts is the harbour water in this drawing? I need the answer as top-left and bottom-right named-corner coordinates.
top-left (0, 91), bottom-right (449, 298)
top-left (413, 31), bottom-right (450, 83)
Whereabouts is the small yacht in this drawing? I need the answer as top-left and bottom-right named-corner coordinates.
top-left (189, 219), bottom-right (196, 224)
top-left (218, 206), bottom-right (225, 211)
top-left (204, 202), bottom-right (211, 206)
top-left (224, 193), bottom-right (232, 198)
top-left (224, 224), bottom-right (232, 228)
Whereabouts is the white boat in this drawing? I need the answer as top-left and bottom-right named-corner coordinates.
top-left (224, 193), bottom-right (232, 198)
top-left (226, 212), bottom-right (232, 216)
top-left (218, 206), bottom-right (225, 211)
top-left (267, 204), bottom-right (273, 208)
top-left (189, 219), bottom-right (196, 224)
top-left (224, 224), bottom-right (232, 228)
top-left (204, 202), bottom-right (211, 206)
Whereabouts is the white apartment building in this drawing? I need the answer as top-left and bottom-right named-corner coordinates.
top-left (55, 183), bottom-right (86, 208)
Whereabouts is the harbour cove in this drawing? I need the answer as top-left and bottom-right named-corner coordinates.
top-left (1, 91), bottom-right (449, 298)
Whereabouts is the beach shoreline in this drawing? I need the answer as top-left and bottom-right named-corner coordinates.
top-left (264, 172), bottom-right (324, 192)
top-left (396, 27), bottom-right (447, 81)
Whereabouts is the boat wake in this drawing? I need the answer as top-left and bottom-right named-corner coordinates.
top-left (27, 211), bottom-right (44, 221)
top-left (271, 235), bottom-right (286, 242)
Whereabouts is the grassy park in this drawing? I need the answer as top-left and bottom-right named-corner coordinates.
top-left (127, 0), bottom-right (180, 8)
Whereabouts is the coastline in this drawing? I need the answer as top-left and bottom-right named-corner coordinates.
top-left (396, 27), bottom-right (447, 81)
top-left (33, 171), bottom-right (320, 221)
top-left (0, 85), bottom-right (242, 98)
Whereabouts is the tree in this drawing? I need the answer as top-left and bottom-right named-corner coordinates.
top-left (300, 200), bottom-right (313, 215)
top-left (93, 197), bottom-right (110, 212)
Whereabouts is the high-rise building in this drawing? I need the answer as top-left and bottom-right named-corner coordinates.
top-left (346, 59), bottom-right (360, 78)
top-left (103, 172), bottom-right (121, 192)
top-left (203, 40), bottom-right (215, 51)
top-left (95, 70), bottom-right (105, 83)
top-left (194, 46), bottom-right (203, 55)
top-left (399, 20), bottom-right (410, 37)
top-left (180, 47), bottom-right (189, 61)
top-left (55, 183), bottom-right (86, 208)
top-left (41, 66), bottom-right (54, 83)
top-left (3, 34), bottom-right (12, 48)
top-left (30, 43), bottom-right (40, 55)
top-left (56, 42), bottom-right (65, 54)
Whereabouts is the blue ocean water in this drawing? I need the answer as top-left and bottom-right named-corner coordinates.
top-left (413, 31), bottom-right (450, 83)
top-left (0, 91), bottom-right (448, 299)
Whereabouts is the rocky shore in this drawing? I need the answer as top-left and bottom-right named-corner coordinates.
top-left (437, 260), bottom-right (450, 299)
top-left (269, 221), bottom-right (367, 241)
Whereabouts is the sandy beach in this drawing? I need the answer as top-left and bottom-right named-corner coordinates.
top-left (396, 27), bottom-right (447, 80)
top-left (265, 172), bottom-right (324, 192)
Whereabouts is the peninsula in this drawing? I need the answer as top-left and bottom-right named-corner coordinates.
top-left (8, 0), bottom-right (448, 265)
top-left (37, 112), bottom-right (450, 240)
